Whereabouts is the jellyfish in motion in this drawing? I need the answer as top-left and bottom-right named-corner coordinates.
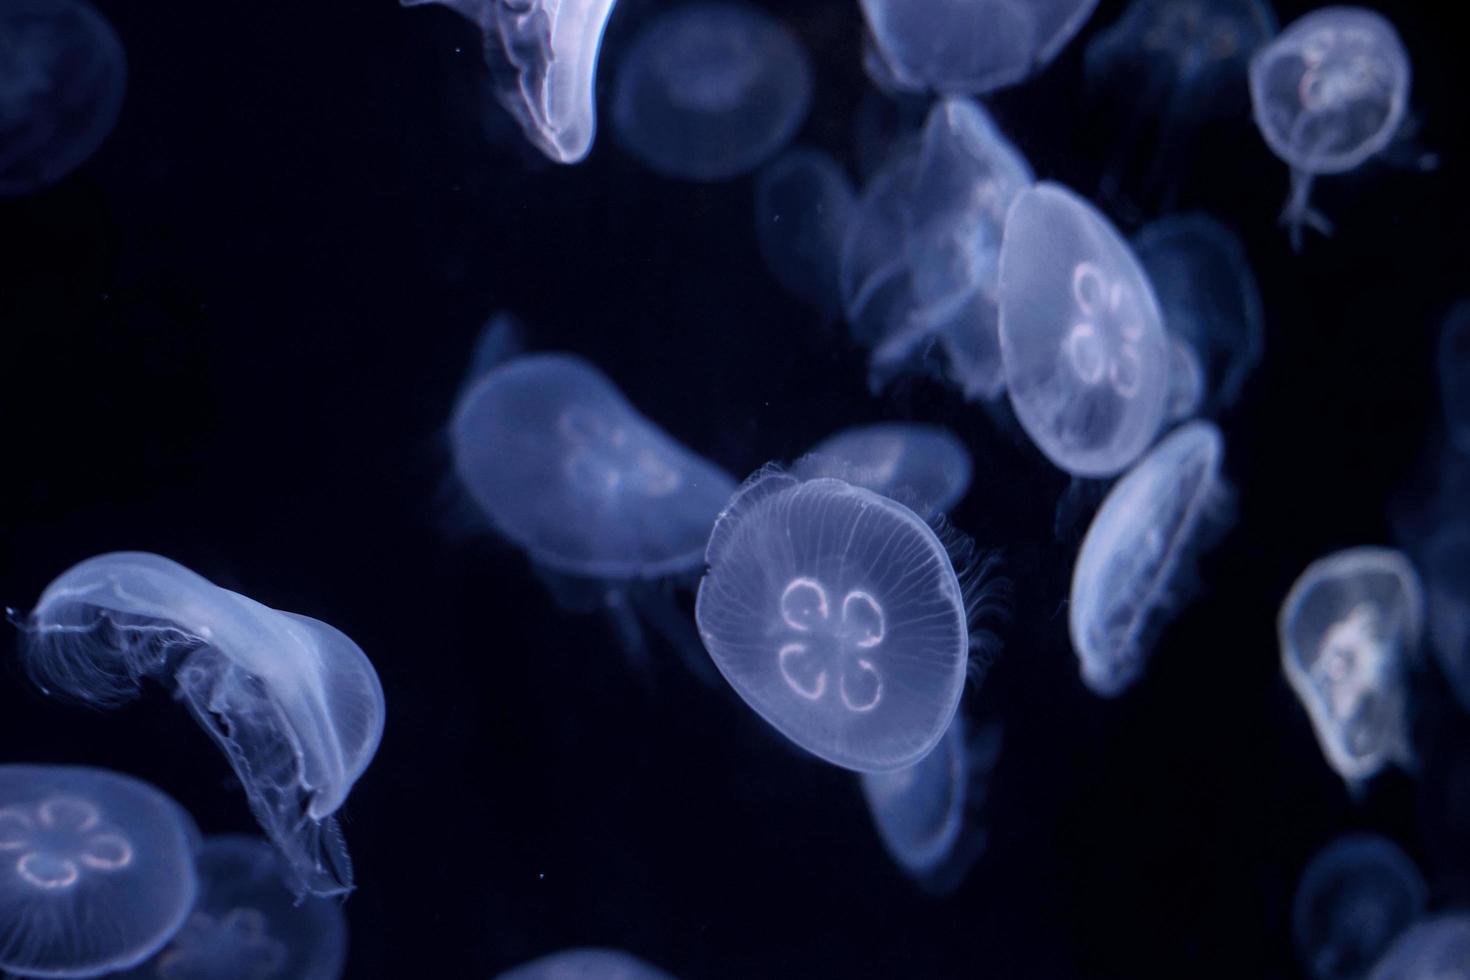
top-left (998, 181), bottom-right (1171, 477)
top-left (1279, 547), bottom-right (1423, 784)
top-left (15, 553), bottom-right (386, 899)
top-left (1248, 6), bottom-right (1411, 248)
top-left (0, 765), bottom-right (198, 979)
top-left (0, 0), bottom-right (126, 196)
top-left (796, 422), bottom-right (973, 519)
top-left (496, 948), bottom-right (676, 980)
top-left (1367, 913), bottom-right (1470, 980)
top-left (1292, 833), bottom-right (1426, 980)
top-left (754, 148), bottom-right (855, 319)
top-left (399, 0), bottom-right (618, 164)
top-left (611, 1), bottom-right (811, 181)
top-left (1421, 520), bottom-right (1470, 716)
top-left (1438, 302), bottom-right (1470, 458)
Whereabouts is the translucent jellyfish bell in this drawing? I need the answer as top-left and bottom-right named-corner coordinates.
top-left (998, 181), bottom-right (1171, 477)
top-left (754, 148), bottom-right (856, 319)
top-left (0, 0), bottom-right (126, 196)
top-left (796, 423), bottom-right (973, 519)
top-left (1164, 334), bottom-right (1205, 421)
top-left (0, 765), bottom-right (199, 979)
top-left (1292, 833), bottom-right (1427, 980)
top-left (840, 149), bottom-right (920, 349)
top-left (496, 948), bottom-right (676, 980)
top-left (1367, 913), bottom-right (1470, 980)
top-left (1438, 302), bottom-right (1470, 458)
top-left (1279, 547), bottom-right (1423, 784)
top-left (1422, 520), bottom-right (1470, 715)
top-left (610, 1), bottom-right (812, 181)
top-left (16, 552), bottom-right (386, 899)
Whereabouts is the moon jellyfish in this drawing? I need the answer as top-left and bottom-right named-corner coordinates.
top-left (1422, 520), bottom-right (1470, 715)
top-left (0, 0), bottom-right (125, 196)
top-left (1279, 547), bottom-right (1423, 784)
top-left (496, 948), bottom-right (676, 980)
top-left (1248, 6), bottom-right (1411, 248)
top-left (1293, 833), bottom-right (1427, 980)
top-left (610, 1), bottom-right (812, 181)
top-left (754, 148), bottom-right (855, 319)
top-left (696, 466), bottom-right (984, 772)
top-left (399, 0), bottom-right (618, 164)
top-left (859, 0), bottom-right (1100, 96)
top-left (1164, 335), bottom-right (1205, 421)
top-left (0, 765), bottom-right (198, 979)
top-left (15, 552), bottom-right (387, 899)
top-left (1132, 213), bottom-right (1265, 416)
top-left (796, 422), bottom-right (973, 519)
top-left (1069, 420), bottom-right (1229, 696)
top-left (1368, 914), bottom-right (1470, 980)
top-left (998, 181), bottom-right (1171, 477)
top-left (1438, 302), bottom-right (1470, 458)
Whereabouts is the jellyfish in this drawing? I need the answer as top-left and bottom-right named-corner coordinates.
top-left (859, 0), bottom-right (1100, 96)
top-left (795, 422), bottom-right (973, 520)
top-left (1068, 420), bottom-right (1230, 696)
top-left (1438, 302), bottom-right (1470, 458)
top-left (1367, 913), bottom-right (1470, 980)
top-left (753, 148), bottom-right (855, 319)
top-left (1421, 520), bottom-right (1470, 716)
top-left (1248, 6), bottom-right (1411, 248)
top-left (122, 836), bottom-right (347, 980)
top-left (0, 0), bottom-right (126, 196)
top-left (0, 765), bottom-right (199, 979)
top-left (1163, 335), bottom-right (1206, 421)
top-left (1279, 547), bottom-right (1423, 785)
top-left (496, 948), bottom-right (676, 980)
top-left (13, 552), bottom-right (386, 899)
top-left (610, 1), bottom-right (812, 181)
top-left (1132, 213), bottom-right (1265, 416)
top-left (997, 181), bottom-right (1171, 477)
top-left (399, 0), bottom-right (619, 164)
top-left (1292, 833), bottom-right (1427, 980)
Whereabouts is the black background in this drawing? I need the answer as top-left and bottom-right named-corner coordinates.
top-left (2, 0), bottom-right (1468, 976)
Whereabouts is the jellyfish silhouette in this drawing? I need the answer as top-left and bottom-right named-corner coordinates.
top-left (1421, 518), bottom-right (1470, 716)
top-left (754, 148), bottom-right (855, 319)
top-left (1367, 913), bottom-right (1470, 980)
top-left (795, 422), bottom-right (973, 520)
top-left (1438, 301), bottom-right (1470, 458)
top-left (0, 764), bottom-right (199, 978)
top-left (13, 552), bottom-right (386, 899)
top-left (496, 948), bottom-right (676, 980)
top-left (1292, 833), bottom-right (1426, 980)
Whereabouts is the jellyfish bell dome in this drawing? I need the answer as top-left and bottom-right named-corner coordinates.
top-left (495, 947), bottom-right (676, 980)
top-left (796, 422), bottom-right (973, 519)
top-left (1292, 833), bottom-right (1427, 980)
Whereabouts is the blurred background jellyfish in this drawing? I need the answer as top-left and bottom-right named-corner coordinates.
top-left (1069, 420), bottom-right (1230, 696)
top-left (399, 0), bottom-right (619, 164)
top-left (1367, 913), bottom-right (1470, 980)
top-left (1279, 547), bottom-right (1423, 785)
top-left (1132, 213), bottom-right (1265, 417)
top-left (496, 948), bottom-right (676, 980)
top-left (0, 764), bottom-right (198, 979)
top-left (610, 1), bottom-right (812, 181)
top-left (1421, 519), bottom-right (1470, 716)
top-left (14, 552), bottom-right (386, 899)
top-left (1163, 334), bottom-right (1206, 422)
top-left (1438, 301), bottom-right (1470, 458)
top-left (997, 181), bottom-right (1171, 477)
top-left (794, 422), bottom-right (973, 520)
top-left (858, 0), bottom-right (1100, 96)
top-left (1248, 6), bottom-right (1411, 248)
top-left (122, 835), bottom-right (347, 980)
top-left (1292, 833), bottom-right (1427, 980)
top-left (753, 148), bottom-right (855, 320)
top-left (0, 0), bottom-right (125, 196)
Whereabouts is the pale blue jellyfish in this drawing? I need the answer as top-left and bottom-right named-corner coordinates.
top-left (496, 948), bottom-right (676, 980)
top-left (1422, 520), bottom-right (1470, 715)
top-left (997, 181), bottom-right (1171, 477)
top-left (796, 422), bottom-right (973, 519)
top-left (610, 1), bottom-right (812, 181)
top-left (696, 467), bottom-right (976, 772)
top-left (399, 0), bottom-right (619, 163)
top-left (1163, 334), bottom-right (1206, 421)
top-left (1069, 420), bottom-right (1229, 696)
top-left (0, 765), bottom-right (198, 979)
top-left (15, 552), bottom-right (386, 899)
top-left (1249, 6), bottom-right (1411, 248)
top-left (1293, 833), bottom-right (1427, 980)
top-left (1279, 547), bottom-right (1423, 784)
top-left (1438, 302), bottom-right (1470, 458)
top-left (840, 149), bottom-right (918, 349)
top-left (1367, 914), bottom-right (1470, 980)
top-left (754, 148), bottom-right (855, 319)
top-left (0, 0), bottom-right (125, 196)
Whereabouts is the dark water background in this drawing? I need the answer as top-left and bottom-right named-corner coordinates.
top-left (2, 0), bottom-right (1468, 976)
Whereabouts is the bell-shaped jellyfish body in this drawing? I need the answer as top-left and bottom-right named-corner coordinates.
top-left (840, 149), bottom-right (921, 350)
top-left (754, 148), bottom-right (855, 320)
top-left (16, 553), bottom-right (386, 899)
top-left (0, 0), bottom-right (125, 196)
top-left (1367, 914), bottom-right (1470, 980)
top-left (1248, 7), bottom-right (1411, 248)
top-left (123, 836), bottom-right (347, 980)
top-left (399, 0), bottom-right (618, 164)
top-left (998, 182), bottom-right (1171, 477)
top-left (1069, 420), bottom-right (1229, 696)
top-left (610, 1), bottom-right (812, 181)
top-left (1164, 334), bottom-right (1205, 421)
top-left (0, 765), bottom-right (199, 978)
top-left (1292, 833), bottom-right (1427, 980)
top-left (496, 948), bottom-right (676, 980)
top-left (796, 423), bottom-right (973, 520)
top-left (696, 467), bottom-right (972, 772)
top-left (859, 0), bottom-right (1100, 96)
top-left (1279, 547), bottom-right (1423, 784)
top-left (1132, 213), bottom-right (1265, 416)
top-left (1438, 302), bottom-right (1470, 458)
top-left (1422, 520), bottom-right (1470, 716)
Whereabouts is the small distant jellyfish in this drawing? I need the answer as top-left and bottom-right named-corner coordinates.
top-left (611, 1), bottom-right (812, 181)
top-left (795, 422), bottom-right (973, 519)
top-left (1069, 420), bottom-right (1230, 696)
top-left (1248, 6), bottom-right (1411, 248)
top-left (0, 764), bottom-right (198, 979)
top-left (754, 148), bottom-right (855, 319)
top-left (1438, 302), bottom-right (1470, 458)
top-left (496, 948), bottom-right (676, 980)
top-left (14, 552), bottom-right (387, 899)
top-left (997, 181), bottom-right (1171, 477)
top-left (1367, 913), bottom-right (1470, 980)
top-left (1279, 547), bottom-right (1423, 784)
top-left (1293, 833), bottom-right (1427, 980)
top-left (1421, 520), bottom-right (1470, 716)
top-left (0, 0), bottom-right (126, 196)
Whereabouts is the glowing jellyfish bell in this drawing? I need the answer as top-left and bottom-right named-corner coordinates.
top-left (998, 181), bottom-right (1171, 477)
top-left (795, 422), bottom-right (973, 520)
top-left (1248, 6), bottom-right (1411, 248)
top-left (1368, 913), bottom-right (1470, 980)
top-left (754, 148), bottom-right (855, 319)
top-left (495, 948), bottom-right (676, 980)
top-left (15, 552), bottom-right (386, 899)
top-left (1279, 547), bottom-right (1423, 785)
top-left (0, 765), bottom-right (199, 979)
top-left (1292, 833), bottom-right (1427, 980)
